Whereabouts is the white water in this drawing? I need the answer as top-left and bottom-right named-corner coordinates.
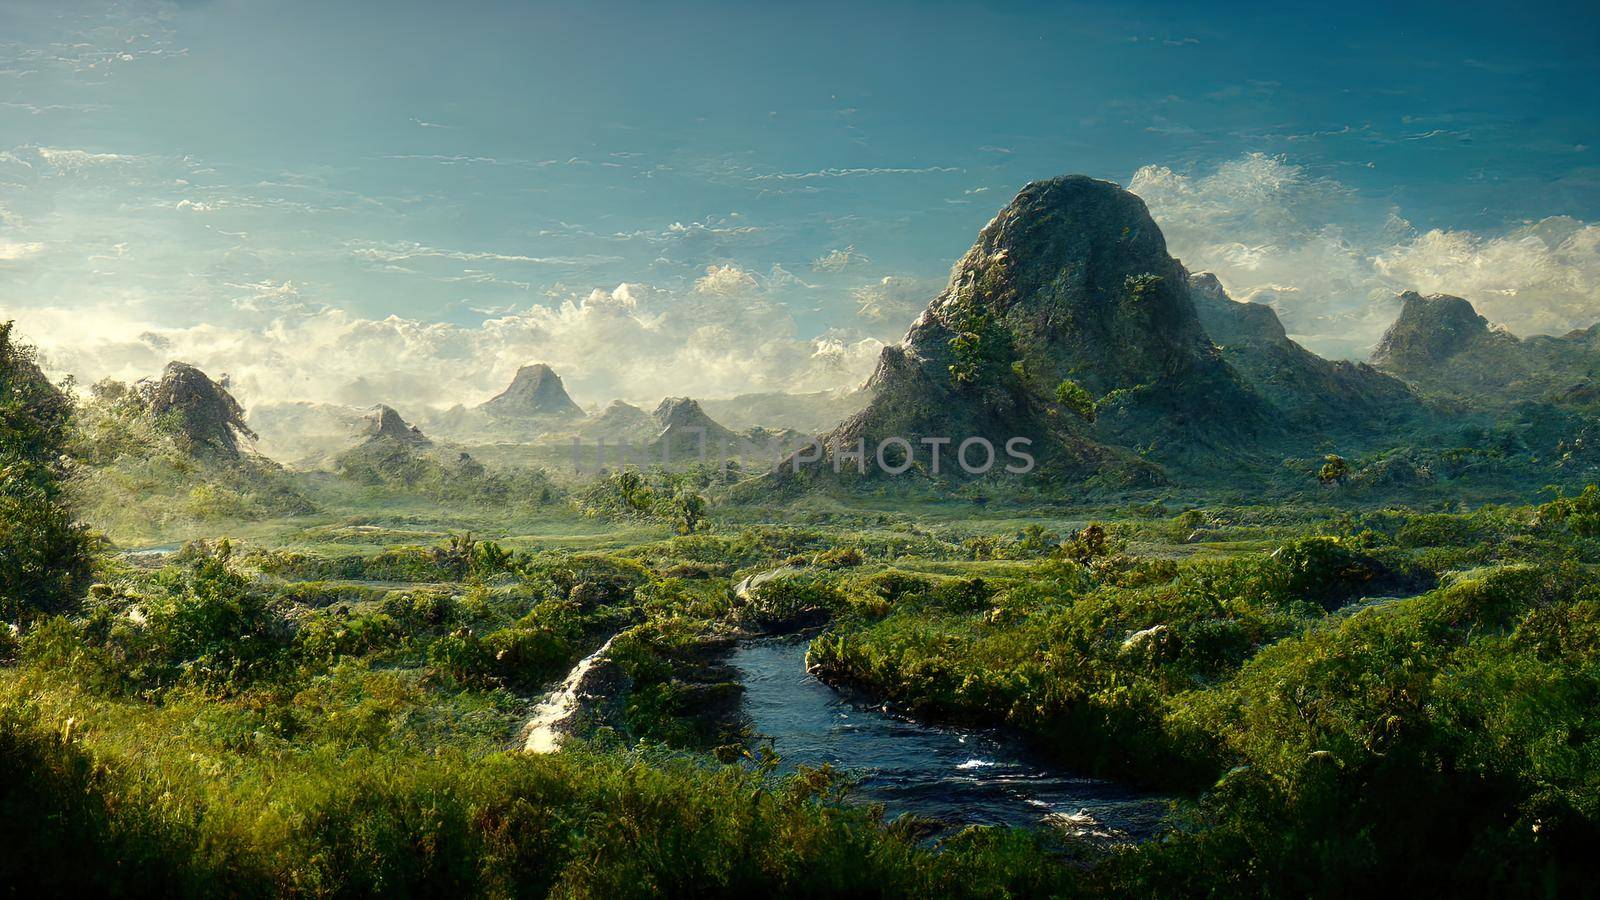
top-left (521, 634), bottom-right (620, 754)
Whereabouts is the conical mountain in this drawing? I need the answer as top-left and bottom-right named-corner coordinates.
top-left (651, 397), bottom-right (739, 457)
top-left (479, 364), bottom-right (584, 419)
top-left (791, 175), bottom-right (1273, 484)
top-left (362, 404), bottom-right (431, 447)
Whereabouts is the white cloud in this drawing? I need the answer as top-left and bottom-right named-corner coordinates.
top-left (0, 240), bottom-right (44, 260)
top-left (812, 246), bottom-right (869, 272)
top-left (17, 273), bottom-right (884, 424)
top-left (1131, 153), bottom-right (1600, 356)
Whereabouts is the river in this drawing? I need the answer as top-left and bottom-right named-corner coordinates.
top-left (730, 637), bottom-right (1170, 839)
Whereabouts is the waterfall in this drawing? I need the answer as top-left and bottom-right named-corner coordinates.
top-left (521, 633), bottom-right (620, 754)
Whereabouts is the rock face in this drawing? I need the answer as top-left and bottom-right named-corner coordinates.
top-left (1189, 273), bottom-right (1425, 436)
top-left (142, 362), bottom-right (256, 459)
top-left (1188, 272), bottom-right (1288, 345)
top-left (794, 176), bottom-right (1272, 484)
top-left (1371, 291), bottom-right (1600, 409)
top-left (1372, 292), bottom-right (1499, 373)
top-left (363, 404), bottom-right (431, 446)
top-left (479, 364), bottom-right (584, 420)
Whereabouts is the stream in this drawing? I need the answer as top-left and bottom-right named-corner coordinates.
top-left (731, 637), bottom-right (1170, 839)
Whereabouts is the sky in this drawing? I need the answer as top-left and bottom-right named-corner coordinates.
top-left (1, 0), bottom-right (1597, 414)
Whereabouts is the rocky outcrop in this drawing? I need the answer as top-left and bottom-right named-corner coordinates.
top-left (479, 364), bottom-right (584, 420)
top-left (362, 404), bottom-right (431, 447)
top-left (1372, 292), bottom-right (1500, 373)
top-left (1371, 292), bottom-right (1600, 409)
top-left (1188, 272), bottom-right (1288, 345)
top-left (141, 362), bottom-right (256, 459)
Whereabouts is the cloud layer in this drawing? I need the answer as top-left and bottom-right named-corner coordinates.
top-left (1132, 154), bottom-right (1600, 358)
top-left (18, 276), bottom-right (886, 416)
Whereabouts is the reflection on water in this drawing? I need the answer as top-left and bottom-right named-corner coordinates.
top-left (732, 637), bottom-right (1169, 839)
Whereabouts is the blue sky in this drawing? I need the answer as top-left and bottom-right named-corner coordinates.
top-left (1, 0), bottom-right (1597, 410)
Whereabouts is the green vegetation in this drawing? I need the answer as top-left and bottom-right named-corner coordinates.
top-left (1053, 378), bottom-right (1098, 423)
top-left (4, 314), bottom-right (1600, 897)
top-left (0, 322), bottom-right (93, 621)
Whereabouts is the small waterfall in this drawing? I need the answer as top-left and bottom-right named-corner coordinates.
top-left (521, 634), bottom-right (620, 754)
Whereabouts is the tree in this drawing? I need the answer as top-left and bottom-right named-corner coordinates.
top-left (672, 489), bottom-right (708, 535)
top-left (0, 321), bottom-right (93, 621)
top-left (1318, 454), bottom-right (1349, 486)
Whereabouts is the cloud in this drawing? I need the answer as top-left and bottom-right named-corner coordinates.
top-left (0, 240), bottom-right (44, 260)
top-left (851, 275), bottom-right (931, 330)
top-left (750, 166), bottom-right (960, 182)
top-left (1130, 153), bottom-right (1600, 357)
top-left (811, 246), bottom-right (869, 273)
top-left (349, 240), bottom-right (624, 268)
top-left (17, 272), bottom-right (885, 425)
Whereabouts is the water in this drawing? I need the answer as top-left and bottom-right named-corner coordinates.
top-left (732, 637), bottom-right (1170, 839)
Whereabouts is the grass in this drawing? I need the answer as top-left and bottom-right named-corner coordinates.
top-left (3, 484), bottom-right (1598, 897)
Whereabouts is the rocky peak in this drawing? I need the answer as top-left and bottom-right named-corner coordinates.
top-left (1188, 272), bottom-right (1289, 345)
top-left (1371, 292), bottom-right (1491, 372)
top-left (653, 397), bottom-right (715, 429)
top-left (479, 363), bottom-right (583, 419)
top-left (142, 361), bottom-right (256, 458)
top-left (899, 174), bottom-right (1216, 398)
top-left (652, 397), bottom-right (738, 449)
top-left (364, 404), bottom-right (431, 446)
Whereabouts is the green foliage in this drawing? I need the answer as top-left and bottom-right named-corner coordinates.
top-left (1053, 378), bottom-right (1098, 422)
top-left (1122, 272), bottom-right (1164, 303)
top-left (1317, 453), bottom-right (1349, 485)
top-left (1541, 484), bottom-right (1600, 537)
top-left (0, 474), bottom-right (95, 622)
top-left (336, 442), bottom-right (560, 509)
top-left (672, 488), bottom-right (708, 534)
top-left (0, 323), bottom-right (93, 621)
top-left (579, 468), bottom-right (715, 534)
top-left (945, 295), bottom-right (1016, 387)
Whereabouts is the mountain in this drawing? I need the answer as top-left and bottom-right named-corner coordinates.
top-left (770, 175), bottom-right (1460, 493)
top-left (1371, 291), bottom-right (1600, 410)
top-left (786, 175), bottom-right (1281, 486)
top-left (141, 362), bottom-right (257, 459)
top-left (651, 397), bottom-right (739, 459)
top-left (362, 404), bottom-right (432, 447)
top-left (1188, 273), bottom-right (1426, 436)
top-left (478, 364), bottom-right (584, 420)
top-left (581, 400), bottom-right (657, 444)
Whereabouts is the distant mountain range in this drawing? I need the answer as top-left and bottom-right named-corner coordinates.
top-left (75, 174), bottom-right (1600, 498)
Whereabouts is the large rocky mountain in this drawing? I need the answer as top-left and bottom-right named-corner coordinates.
top-left (1371, 291), bottom-right (1600, 410)
top-left (478, 364), bottom-right (584, 420)
top-left (784, 175), bottom-right (1430, 488)
top-left (141, 362), bottom-right (257, 459)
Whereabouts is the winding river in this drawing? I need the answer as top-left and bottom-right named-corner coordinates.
top-left (731, 637), bottom-right (1170, 839)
